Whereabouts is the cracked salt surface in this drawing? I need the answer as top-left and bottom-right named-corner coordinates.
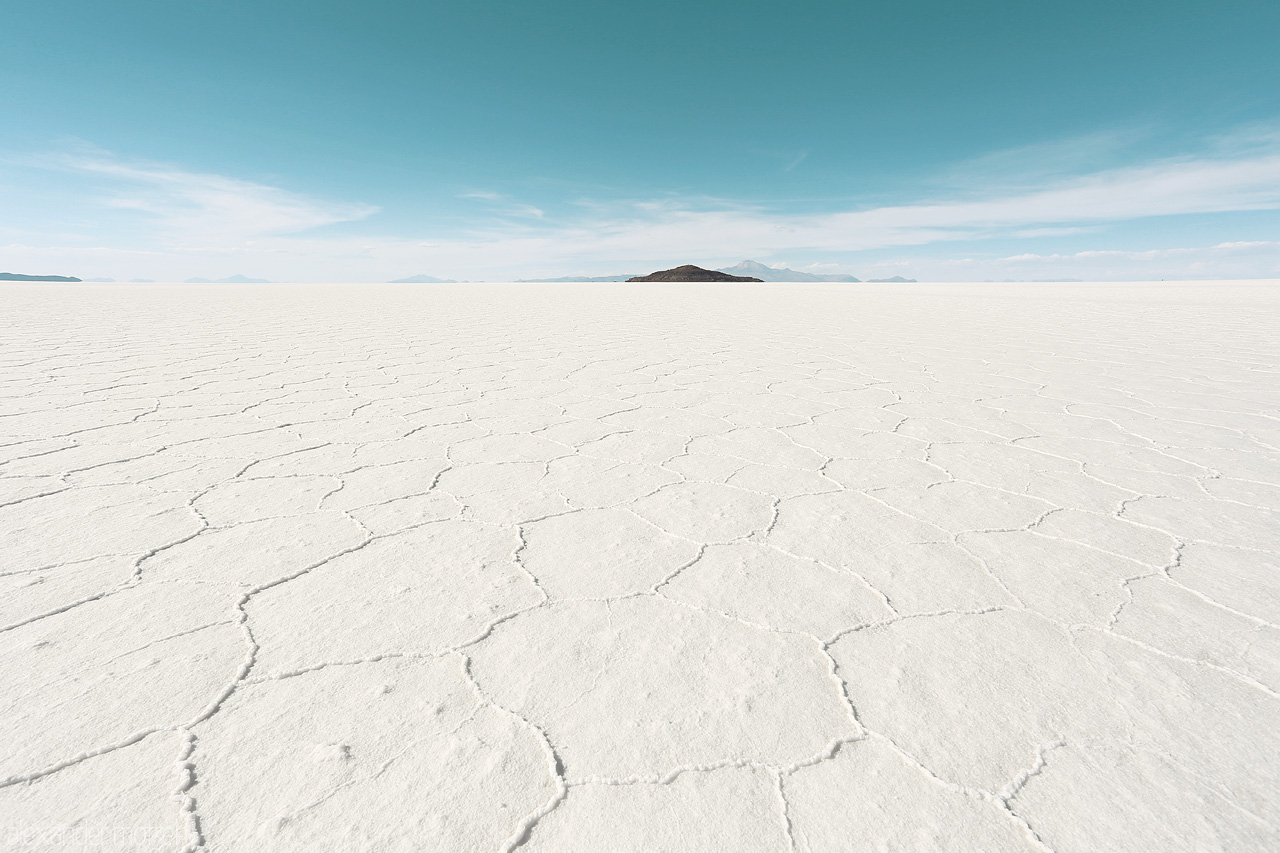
top-left (0, 280), bottom-right (1278, 851)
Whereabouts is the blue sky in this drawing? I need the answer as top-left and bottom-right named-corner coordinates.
top-left (3, 0), bottom-right (1279, 281)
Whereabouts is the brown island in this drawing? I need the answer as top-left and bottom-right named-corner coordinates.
top-left (627, 265), bottom-right (764, 282)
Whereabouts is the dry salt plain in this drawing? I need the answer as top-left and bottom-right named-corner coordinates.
top-left (1, 280), bottom-right (1278, 853)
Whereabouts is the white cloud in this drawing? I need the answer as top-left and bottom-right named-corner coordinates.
top-left (457, 190), bottom-right (545, 219)
top-left (783, 150), bottom-right (809, 172)
top-left (1011, 226), bottom-right (1098, 238)
top-left (7, 133), bottom-right (1280, 281)
top-left (53, 149), bottom-right (377, 243)
top-left (935, 128), bottom-right (1148, 192)
top-left (417, 146), bottom-right (1280, 269)
top-left (1213, 240), bottom-right (1274, 249)
top-left (900, 240), bottom-right (1280, 281)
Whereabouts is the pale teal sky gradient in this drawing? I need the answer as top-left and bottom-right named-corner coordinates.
top-left (2, 0), bottom-right (1279, 280)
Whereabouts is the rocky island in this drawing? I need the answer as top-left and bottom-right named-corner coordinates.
top-left (627, 265), bottom-right (763, 282)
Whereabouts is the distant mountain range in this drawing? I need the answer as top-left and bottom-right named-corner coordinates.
top-left (0, 272), bottom-right (81, 282)
top-left (517, 275), bottom-right (640, 282)
top-left (717, 260), bottom-right (860, 282)
top-left (389, 274), bottom-right (459, 283)
top-left (867, 276), bottom-right (917, 283)
top-left (185, 274), bottom-right (273, 284)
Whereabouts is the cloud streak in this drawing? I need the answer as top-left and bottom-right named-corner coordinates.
top-left (511, 148), bottom-right (1280, 260)
top-left (54, 149), bottom-right (378, 243)
top-left (7, 132), bottom-right (1280, 280)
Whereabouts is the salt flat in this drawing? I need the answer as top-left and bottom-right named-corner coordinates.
top-left (1, 280), bottom-right (1278, 852)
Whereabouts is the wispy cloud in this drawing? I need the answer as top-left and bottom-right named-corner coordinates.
top-left (688, 149), bottom-right (1279, 254)
top-left (783, 150), bottom-right (809, 172)
top-left (395, 147), bottom-right (1280, 273)
top-left (362, 130), bottom-right (1279, 275)
top-left (7, 129), bottom-right (1280, 281)
top-left (459, 190), bottom-right (545, 219)
top-left (995, 240), bottom-right (1280, 263)
top-left (910, 240), bottom-right (1280, 281)
top-left (48, 147), bottom-right (378, 243)
top-left (935, 128), bottom-right (1150, 192)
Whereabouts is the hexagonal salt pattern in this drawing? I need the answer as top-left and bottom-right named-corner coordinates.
top-left (1, 281), bottom-right (1276, 851)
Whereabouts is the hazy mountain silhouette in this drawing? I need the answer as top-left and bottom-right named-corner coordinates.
top-left (517, 275), bottom-right (640, 282)
top-left (717, 260), bottom-right (859, 282)
top-left (0, 272), bottom-right (82, 282)
top-left (185, 274), bottom-right (272, 283)
top-left (389, 274), bottom-right (458, 283)
top-left (867, 276), bottom-right (917, 282)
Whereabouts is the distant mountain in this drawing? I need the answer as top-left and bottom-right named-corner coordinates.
top-left (0, 272), bottom-right (82, 282)
top-left (184, 274), bottom-right (272, 283)
top-left (867, 276), bottom-right (916, 283)
top-left (717, 260), bottom-right (860, 282)
top-left (628, 265), bottom-right (763, 283)
top-left (389, 274), bottom-right (457, 283)
top-left (517, 275), bottom-right (640, 282)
